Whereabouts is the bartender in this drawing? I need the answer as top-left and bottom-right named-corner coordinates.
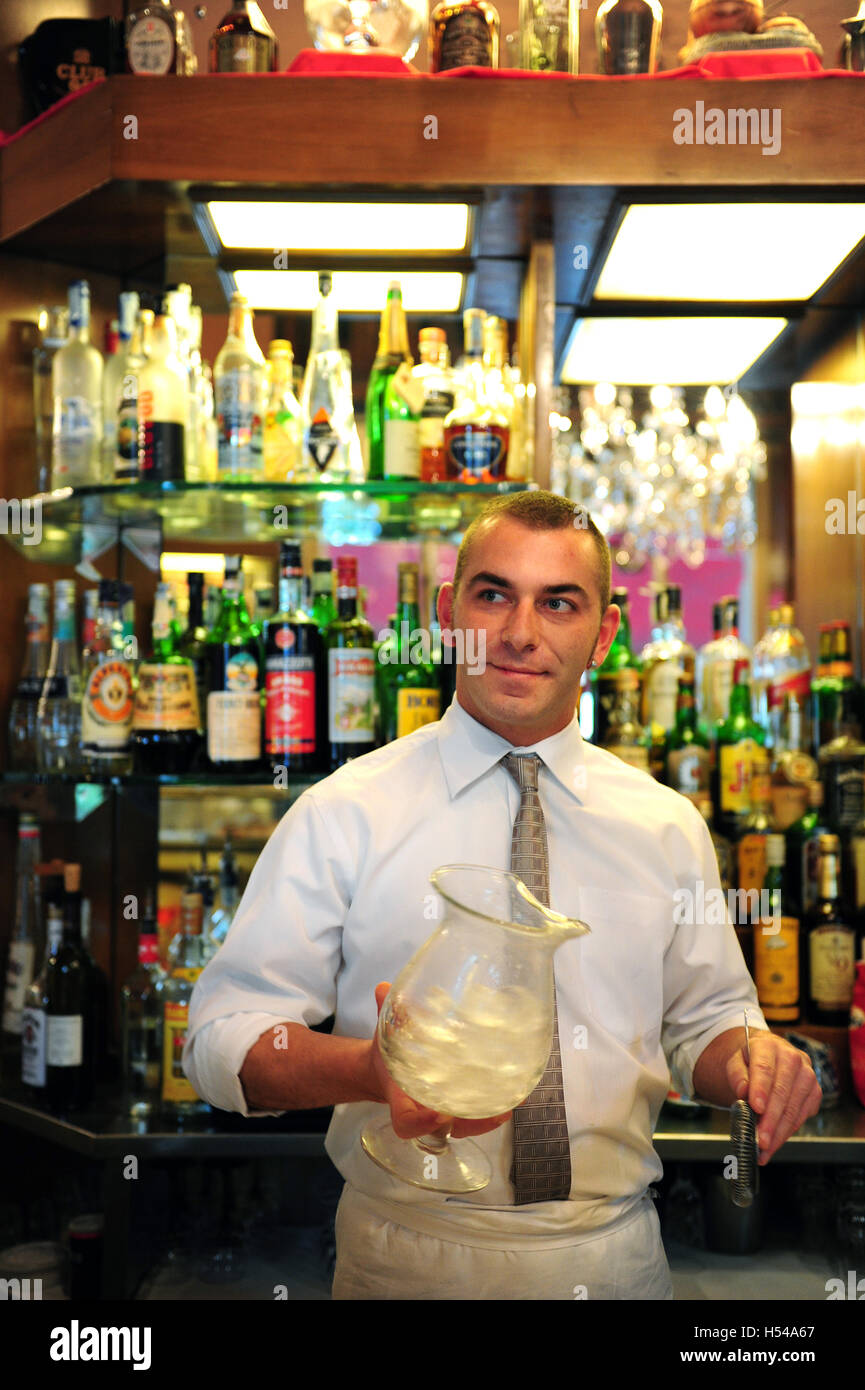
top-left (184, 490), bottom-right (821, 1300)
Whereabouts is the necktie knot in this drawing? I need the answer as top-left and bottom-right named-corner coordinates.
top-left (502, 752), bottom-right (542, 793)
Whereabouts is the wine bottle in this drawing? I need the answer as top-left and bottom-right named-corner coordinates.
top-left (120, 891), bottom-right (165, 1118)
top-left (45, 864), bottom-right (95, 1113)
top-left (206, 556), bottom-right (263, 773)
top-left (21, 895), bottom-right (65, 1098)
top-left (7, 583), bottom-right (51, 772)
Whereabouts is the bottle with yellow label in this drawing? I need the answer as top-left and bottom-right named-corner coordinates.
top-left (160, 891), bottom-right (209, 1118)
top-left (753, 834), bottom-right (799, 1023)
top-left (736, 747), bottom-right (774, 902)
top-left (379, 563), bottom-right (441, 743)
top-left (713, 657), bottom-right (766, 843)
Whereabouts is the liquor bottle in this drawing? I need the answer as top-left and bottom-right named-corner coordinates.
top-left (769, 749), bottom-right (817, 833)
top-left (696, 796), bottom-right (735, 896)
top-left (589, 586), bottom-right (638, 746)
top-left (114, 309), bottom-right (151, 482)
top-left (753, 835), bottom-right (800, 1025)
top-left (37, 580), bottom-right (82, 776)
top-left (80, 580), bottom-right (135, 777)
top-left (379, 564), bottom-right (441, 743)
top-left (712, 658), bottom-right (767, 843)
top-left (204, 841), bottom-right (241, 958)
top-left (366, 281), bottom-right (411, 481)
top-left (189, 306), bottom-right (218, 482)
top-left (137, 305), bottom-right (187, 482)
top-left (599, 669), bottom-right (650, 772)
top-left (383, 361), bottom-right (425, 480)
top-left (262, 340), bottom-right (303, 481)
top-left (214, 293), bottom-right (266, 481)
top-left (804, 834), bottom-right (857, 1026)
top-left (415, 329), bottom-right (456, 483)
top-left (326, 556), bottom-right (376, 769)
top-left (21, 895), bottom-right (65, 1098)
top-left (1, 816), bottom-right (43, 1047)
top-left (430, 584), bottom-right (457, 711)
top-left (750, 606), bottom-right (779, 732)
top-left (595, 0), bottom-right (663, 74)
top-left (45, 864), bottom-right (95, 1113)
top-left (786, 780), bottom-right (832, 922)
top-left (164, 283), bottom-right (200, 481)
top-left (33, 306), bottom-right (68, 493)
top-left (696, 596), bottom-right (750, 732)
top-left (51, 280), bottom-right (103, 488)
top-left (819, 726), bottom-right (865, 845)
top-left (125, 1), bottom-right (196, 74)
top-left (178, 572), bottom-right (210, 736)
top-left (483, 315), bottom-right (522, 477)
top-left (131, 582), bottom-right (202, 775)
top-left (430, 0), bottom-right (499, 69)
top-left (310, 558), bottom-right (336, 636)
top-left (664, 671), bottom-right (710, 805)
top-left (161, 891), bottom-right (209, 1118)
top-left (263, 540), bottom-right (326, 772)
top-left (120, 891), bottom-right (165, 1118)
top-left (7, 583), bottom-right (51, 772)
top-left (301, 272), bottom-right (363, 482)
top-left (639, 585), bottom-right (694, 779)
top-left (519, 0), bottom-right (579, 72)
top-left (210, 2), bottom-right (278, 70)
top-left (764, 603), bottom-right (811, 756)
top-left (102, 292), bottom-right (140, 481)
top-left (206, 556), bottom-right (262, 773)
top-left (814, 621), bottom-right (859, 754)
top-left (736, 747), bottom-right (774, 901)
top-left (443, 309), bottom-right (510, 482)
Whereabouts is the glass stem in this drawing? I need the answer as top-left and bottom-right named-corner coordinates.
top-left (413, 1123), bottom-right (453, 1155)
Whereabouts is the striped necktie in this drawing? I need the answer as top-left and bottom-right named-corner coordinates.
top-left (501, 752), bottom-right (571, 1204)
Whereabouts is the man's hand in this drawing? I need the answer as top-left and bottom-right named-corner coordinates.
top-left (367, 982), bottom-right (513, 1142)
top-left (727, 1031), bottom-right (822, 1165)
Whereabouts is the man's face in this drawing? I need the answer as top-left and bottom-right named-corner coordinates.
top-left (437, 518), bottom-right (620, 745)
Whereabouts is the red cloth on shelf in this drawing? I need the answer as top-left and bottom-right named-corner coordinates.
top-left (285, 49), bottom-right (418, 76)
top-left (0, 77), bottom-right (106, 147)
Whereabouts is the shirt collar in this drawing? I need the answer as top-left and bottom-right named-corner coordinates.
top-left (437, 694), bottom-right (587, 803)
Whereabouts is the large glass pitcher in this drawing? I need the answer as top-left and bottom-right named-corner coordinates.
top-left (360, 864), bottom-right (590, 1193)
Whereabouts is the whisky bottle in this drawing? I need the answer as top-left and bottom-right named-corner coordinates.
top-left (599, 668), bottom-right (650, 773)
top-left (210, 2), bottom-right (279, 72)
top-left (696, 595), bottom-right (750, 731)
top-left (131, 583), bottom-right (203, 775)
top-left (431, 0), bottom-right (500, 70)
top-left (639, 585), bottom-right (695, 777)
top-left (785, 780), bottom-right (832, 924)
top-left (126, 1), bottom-right (196, 74)
top-left (161, 892), bottom-right (209, 1118)
top-left (753, 835), bottom-right (800, 1025)
top-left (712, 658), bottom-right (767, 843)
top-left (804, 834), bottom-right (857, 1026)
top-left (443, 309), bottom-right (509, 482)
top-left (735, 747), bottom-right (774, 901)
top-left (590, 586), bottom-right (638, 746)
top-left (379, 564), bottom-right (441, 742)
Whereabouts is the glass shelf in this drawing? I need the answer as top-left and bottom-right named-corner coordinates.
top-left (1, 769), bottom-right (325, 790)
top-left (6, 479), bottom-right (532, 564)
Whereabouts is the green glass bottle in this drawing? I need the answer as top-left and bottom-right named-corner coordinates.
top-left (310, 557), bottom-right (336, 636)
top-left (206, 556), bottom-right (262, 774)
top-left (178, 572), bottom-right (210, 736)
top-left (326, 556), bottom-right (376, 769)
top-left (379, 564), bottom-right (441, 744)
top-left (591, 586), bottom-right (639, 745)
top-left (131, 582), bottom-right (202, 775)
top-left (664, 671), bottom-right (710, 805)
top-left (712, 657), bottom-right (766, 842)
top-left (365, 281), bottom-right (410, 481)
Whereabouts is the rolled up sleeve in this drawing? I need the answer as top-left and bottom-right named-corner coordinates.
top-left (183, 790), bottom-right (353, 1114)
top-left (661, 807), bottom-right (766, 1098)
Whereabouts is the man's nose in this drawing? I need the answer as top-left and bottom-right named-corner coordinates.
top-left (501, 600), bottom-right (540, 649)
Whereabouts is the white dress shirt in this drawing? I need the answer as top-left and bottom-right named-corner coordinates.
top-left (185, 693), bottom-right (765, 1249)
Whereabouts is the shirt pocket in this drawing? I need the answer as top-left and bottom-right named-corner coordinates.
top-left (574, 888), bottom-right (667, 1051)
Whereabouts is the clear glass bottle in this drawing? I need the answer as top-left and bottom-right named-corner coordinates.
top-left (366, 280), bottom-right (411, 481)
top-left (209, 2), bottom-right (279, 71)
top-left (414, 328), bottom-right (456, 483)
top-left (595, 0), bottom-right (662, 74)
top-left (8, 583), bottom-right (51, 772)
top-left (305, 0), bottom-right (428, 58)
top-left (102, 292), bottom-right (140, 483)
top-left (696, 595), bottom-right (750, 732)
top-left (430, 0), bottom-right (499, 69)
top-left (300, 272), bottom-right (363, 482)
top-left (766, 602), bottom-right (811, 756)
top-left (21, 898), bottom-right (64, 1097)
top-left (164, 284), bottom-right (199, 482)
top-left (160, 891), bottom-right (209, 1118)
top-left (121, 891), bottom-right (165, 1118)
top-left (137, 305), bottom-right (188, 482)
top-left (204, 841), bottom-right (241, 957)
top-left (639, 585), bottom-right (695, 779)
top-left (51, 281), bottom-right (103, 489)
top-left (189, 306), bottom-right (218, 482)
top-left (263, 340), bottom-right (304, 480)
top-left (751, 606), bottom-right (779, 735)
top-left (214, 293), bottom-right (266, 481)
top-left (519, 0), bottom-right (579, 72)
top-left (80, 579), bottom-right (136, 777)
top-left (1, 816), bottom-right (43, 1045)
top-left (33, 306), bottom-right (68, 493)
top-left (37, 580), bottom-right (82, 776)
top-left (125, 1), bottom-right (197, 75)
top-left (443, 308), bottom-right (510, 482)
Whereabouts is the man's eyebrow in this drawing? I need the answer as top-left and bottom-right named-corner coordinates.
top-left (468, 572), bottom-right (590, 598)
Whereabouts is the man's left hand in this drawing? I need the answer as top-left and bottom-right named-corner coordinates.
top-left (727, 1031), bottom-right (822, 1165)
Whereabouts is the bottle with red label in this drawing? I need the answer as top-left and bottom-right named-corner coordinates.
top-left (206, 556), bottom-right (263, 774)
top-left (264, 541), bottom-right (326, 773)
top-left (81, 579), bottom-right (135, 777)
top-left (443, 309), bottom-right (509, 483)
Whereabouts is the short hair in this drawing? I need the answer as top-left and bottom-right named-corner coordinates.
top-left (451, 491), bottom-right (611, 615)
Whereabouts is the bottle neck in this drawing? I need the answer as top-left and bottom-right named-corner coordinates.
top-left (311, 294), bottom-right (338, 355)
top-left (277, 568), bottom-right (304, 615)
top-left (336, 588), bottom-right (358, 620)
top-left (63, 890), bottom-right (82, 948)
top-left (817, 853), bottom-right (840, 904)
top-left (151, 592), bottom-right (175, 662)
top-left (674, 692), bottom-right (697, 731)
top-left (729, 681), bottom-right (751, 719)
top-left (377, 291), bottom-right (409, 360)
top-left (187, 582), bottom-right (204, 632)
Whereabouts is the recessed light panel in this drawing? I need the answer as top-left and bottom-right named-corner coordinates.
top-left (560, 316), bottom-right (788, 385)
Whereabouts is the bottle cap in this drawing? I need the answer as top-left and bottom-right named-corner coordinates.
top-left (779, 602), bottom-right (795, 625)
top-left (64, 863), bottom-right (81, 893)
top-left (279, 541), bottom-right (302, 568)
top-left (312, 557), bottom-right (332, 573)
top-left (336, 556), bottom-right (358, 589)
top-left (817, 833), bottom-right (840, 853)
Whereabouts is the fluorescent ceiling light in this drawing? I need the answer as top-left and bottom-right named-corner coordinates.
top-left (208, 201), bottom-right (471, 253)
top-left (595, 204), bottom-right (865, 302)
top-left (232, 270), bottom-right (465, 313)
top-left (560, 316), bottom-right (788, 385)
